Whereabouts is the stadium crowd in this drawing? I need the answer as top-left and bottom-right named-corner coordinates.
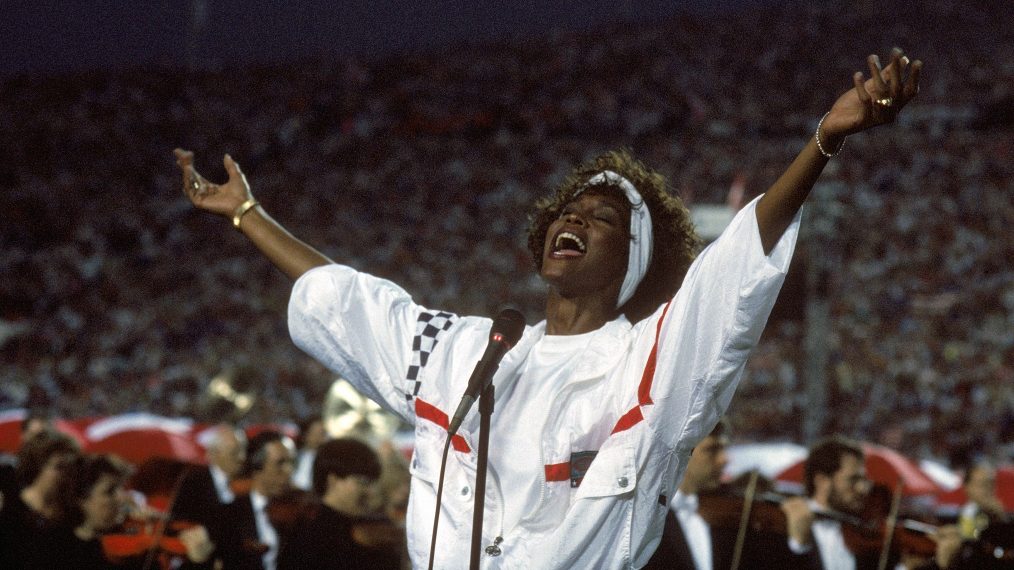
top-left (1, 0), bottom-right (1012, 474)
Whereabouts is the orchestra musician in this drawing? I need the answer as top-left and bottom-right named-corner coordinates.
top-left (291, 416), bottom-right (329, 491)
top-left (277, 437), bottom-right (402, 569)
top-left (644, 419), bottom-right (818, 570)
top-left (956, 461), bottom-right (1008, 541)
top-left (0, 410), bottom-right (55, 511)
top-left (212, 430), bottom-right (296, 570)
top-left (46, 453), bottom-right (214, 570)
top-left (0, 429), bottom-right (80, 569)
top-left (790, 436), bottom-right (963, 570)
top-left (174, 422), bottom-right (248, 530)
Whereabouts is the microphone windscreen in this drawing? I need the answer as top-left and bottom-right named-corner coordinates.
top-left (490, 308), bottom-right (526, 348)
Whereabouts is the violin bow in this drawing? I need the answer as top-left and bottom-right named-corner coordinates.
top-left (142, 464), bottom-right (194, 570)
top-left (876, 482), bottom-right (904, 570)
top-left (730, 469), bottom-right (760, 570)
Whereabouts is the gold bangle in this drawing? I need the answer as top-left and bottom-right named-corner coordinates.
top-left (815, 111), bottom-right (846, 158)
top-left (232, 198), bottom-right (259, 229)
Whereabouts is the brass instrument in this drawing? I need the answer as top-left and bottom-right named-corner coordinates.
top-left (202, 371), bottom-right (255, 422)
top-left (322, 378), bottom-right (401, 447)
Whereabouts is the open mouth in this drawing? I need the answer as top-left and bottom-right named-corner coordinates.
top-left (551, 231), bottom-right (586, 257)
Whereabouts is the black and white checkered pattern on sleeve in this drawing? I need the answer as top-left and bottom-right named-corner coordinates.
top-left (405, 310), bottom-right (458, 400)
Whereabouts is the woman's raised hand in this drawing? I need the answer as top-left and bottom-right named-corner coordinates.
top-left (174, 148), bottom-right (253, 218)
top-left (820, 48), bottom-right (923, 143)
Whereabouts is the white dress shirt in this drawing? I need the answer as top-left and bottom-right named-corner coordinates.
top-left (809, 500), bottom-right (855, 570)
top-left (672, 490), bottom-right (712, 570)
top-left (210, 464), bottom-right (235, 504)
top-left (251, 490), bottom-right (280, 570)
top-left (292, 449), bottom-right (316, 490)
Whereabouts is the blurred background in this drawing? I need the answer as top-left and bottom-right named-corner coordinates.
top-left (1, 0), bottom-right (1011, 496)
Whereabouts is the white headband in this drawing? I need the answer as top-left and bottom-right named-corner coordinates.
top-left (576, 170), bottom-right (653, 308)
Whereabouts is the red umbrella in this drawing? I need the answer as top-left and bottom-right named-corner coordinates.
top-left (84, 413), bottom-right (206, 466)
top-left (775, 442), bottom-right (943, 497)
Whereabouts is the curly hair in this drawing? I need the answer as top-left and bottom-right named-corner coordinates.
top-left (55, 453), bottom-right (132, 528)
top-left (526, 149), bottom-right (700, 322)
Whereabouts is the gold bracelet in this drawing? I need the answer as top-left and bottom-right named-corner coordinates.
top-left (232, 198), bottom-right (260, 229)
top-left (815, 111), bottom-right (846, 158)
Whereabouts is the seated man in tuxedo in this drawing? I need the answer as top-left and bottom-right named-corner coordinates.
top-left (214, 430), bottom-right (296, 570)
top-left (645, 419), bottom-right (816, 570)
top-left (957, 461), bottom-right (1009, 540)
top-left (174, 423), bottom-right (247, 528)
top-left (793, 436), bottom-right (962, 570)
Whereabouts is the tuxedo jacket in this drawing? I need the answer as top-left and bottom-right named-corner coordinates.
top-left (214, 494), bottom-right (271, 570)
top-left (173, 465), bottom-right (230, 530)
top-left (643, 509), bottom-right (820, 570)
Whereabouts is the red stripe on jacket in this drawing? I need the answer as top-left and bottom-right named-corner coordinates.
top-left (415, 398), bottom-right (472, 453)
top-left (612, 300), bottom-right (672, 434)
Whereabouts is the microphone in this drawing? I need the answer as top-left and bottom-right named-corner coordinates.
top-left (447, 308), bottom-right (526, 437)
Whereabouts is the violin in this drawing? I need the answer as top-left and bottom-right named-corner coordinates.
top-left (697, 488), bottom-right (792, 535)
top-left (350, 513), bottom-right (405, 549)
top-left (266, 488), bottom-right (404, 549)
top-left (834, 482), bottom-right (937, 559)
top-left (102, 463), bottom-right (211, 570)
top-left (266, 487), bottom-right (319, 537)
top-left (229, 476), bottom-right (253, 496)
top-left (100, 514), bottom-right (200, 567)
top-left (696, 475), bottom-right (939, 562)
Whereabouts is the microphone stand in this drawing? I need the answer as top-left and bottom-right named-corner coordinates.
top-left (469, 382), bottom-right (495, 570)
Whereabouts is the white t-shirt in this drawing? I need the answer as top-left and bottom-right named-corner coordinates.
top-left (490, 330), bottom-right (594, 533)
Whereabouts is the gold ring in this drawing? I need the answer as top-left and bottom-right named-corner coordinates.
top-left (875, 97), bottom-right (894, 107)
top-left (190, 176), bottom-right (201, 191)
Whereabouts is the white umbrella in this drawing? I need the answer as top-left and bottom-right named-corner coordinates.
top-left (724, 441), bottom-right (808, 480)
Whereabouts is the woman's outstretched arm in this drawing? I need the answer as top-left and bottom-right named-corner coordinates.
top-left (174, 148), bottom-right (333, 280)
top-left (755, 48), bottom-right (923, 254)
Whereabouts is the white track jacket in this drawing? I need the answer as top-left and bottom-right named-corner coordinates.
top-left (288, 196), bottom-right (800, 569)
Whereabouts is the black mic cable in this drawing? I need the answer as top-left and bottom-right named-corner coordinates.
top-left (427, 435), bottom-right (453, 570)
